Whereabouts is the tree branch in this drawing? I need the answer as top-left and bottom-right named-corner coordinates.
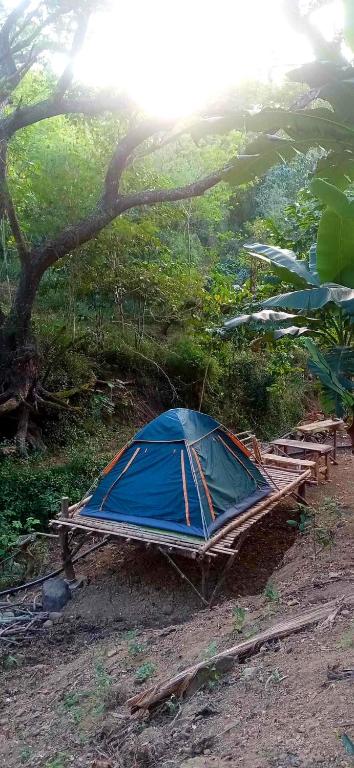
top-left (34, 167), bottom-right (227, 273)
top-left (54, 11), bottom-right (90, 99)
top-left (102, 118), bottom-right (172, 206)
top-left (0, 135), bottom-right (28, 263)
top-left (117, 170), bottom-right (227, 212)
top-left (0, 0), bottom-right (33, 39)
top-left (2, 94), bottom-right (132, 137)
top-left (2, 179), bottom-right (29, 264)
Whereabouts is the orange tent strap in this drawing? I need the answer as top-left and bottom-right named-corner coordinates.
top-left (227, 431), bottom-right (251, 457)
top-left (218, 435), bottom-right (259, 485)
top-left (102, 443), bottom-right (129, 476)
top-left (180, 450), bottom-right (191, 527)
top-left (100, 446), bottom-right (140, 510)
top-left (191, 447), bottom-right (215, 521)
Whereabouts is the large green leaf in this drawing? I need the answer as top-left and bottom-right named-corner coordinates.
top-left (311, 179), bottom-right (354, 218)
top-left (319, 81), bottom-right (354, 125)
top-left (315, 208), bottom-right (354, 287)
top-left (244, 243), bottom-right (319, 288)
top-left (263, 284), bottom-right (354, 311)
top-left (314, 152), bottom-right (354, 190)
top-left (304, 339), bottom-right (354, 415)
top-left (223, 136), bottom-right (306, 187)
top-left (326, 346), bottom-right (354, 378)
top-left (246, 108), bottom-right (354, 143)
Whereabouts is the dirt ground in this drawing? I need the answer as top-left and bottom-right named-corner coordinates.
top-left (0, 451), bottom-right (353, 768)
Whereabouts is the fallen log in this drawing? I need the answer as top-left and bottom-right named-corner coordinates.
top-left (127, 594), bottom-right (354, 712)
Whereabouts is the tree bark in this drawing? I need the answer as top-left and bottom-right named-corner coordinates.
top-left (0, 261), bottom-right (41, 418)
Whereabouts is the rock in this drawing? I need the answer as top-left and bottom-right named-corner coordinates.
top-left (43, 619), bottom-right (54, 629)
top-left (48, 611), bottom-right (63, 623)
top-left (42, 577), bottom-right (71, 612)
top-left (242, 665), bottom-right (257, 680)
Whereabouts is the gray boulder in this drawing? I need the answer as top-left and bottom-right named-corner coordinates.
top-left (42, 577), bottom-right (71, 612)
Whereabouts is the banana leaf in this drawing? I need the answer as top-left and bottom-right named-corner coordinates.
top-left (244, 243), bottom-right (319, 288)
top-left (316, 208), bottom-right (354, 287)
top-left (263, 284), bottom-right (354, 312)
top-left (304, 339), bottom-right (354, 416)
top-left (224, 310), bottom-right (299, 331)
top-left (273, 326), bottom-right (311, 339)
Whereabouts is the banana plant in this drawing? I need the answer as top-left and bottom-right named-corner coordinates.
top-left (220, 186), bottom-right (354, 433)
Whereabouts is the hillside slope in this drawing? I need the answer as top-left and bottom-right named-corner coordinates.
top-left (0, 453), bottom-right (353, 768)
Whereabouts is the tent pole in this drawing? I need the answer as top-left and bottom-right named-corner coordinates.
top-left (158, 547), bottom-right (208, 607)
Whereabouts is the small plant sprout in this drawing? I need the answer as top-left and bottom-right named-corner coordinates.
top-left (94, 657), bottom-right (112, 693)
top-left (265, 668), bottom-right (287, 689)
top-left (339, 622), bottom-right (354, 649)
top-left (45, 755), bottom-right (68, 768)
top-left (126, 629), bottom-right (146, 657)
top-left (20, 747), bottom-right (33, 764)
top-left (203, 641), bottom-right (218, 660)
top-left (135, 662), bottom-right (156, 682)
top-left (166, 694), bottom-right (179, 715)
top-left (287, 502), bottom-right (336, 558)
top-left (232, 605), bottom-right (246, 633)
top-left (264, 582), bottom-right (280, 603)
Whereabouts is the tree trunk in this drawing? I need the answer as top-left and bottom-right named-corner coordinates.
top-left (0, 262), bottom-right (41, 434)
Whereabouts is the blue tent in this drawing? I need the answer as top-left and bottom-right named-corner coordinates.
top-left (81, 408), bottom-right (271, 540)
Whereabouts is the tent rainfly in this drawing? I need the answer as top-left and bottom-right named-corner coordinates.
top-left (81, 408), bottom-right (272, 540)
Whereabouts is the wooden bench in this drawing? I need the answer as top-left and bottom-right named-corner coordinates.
top-left (270, 438), bottom-right (332, 483)
top-left (261, 453), bottom-right (317, 479)
top-left (297, 418), bottom-right (344, 462)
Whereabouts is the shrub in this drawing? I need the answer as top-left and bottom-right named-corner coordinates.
top-left (0, 440), bottom-right (111, 554)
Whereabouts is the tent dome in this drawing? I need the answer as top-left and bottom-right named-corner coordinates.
top-left (133, 408), bottom-right (219, 444)
top-left (81, 409), bottom-right (271, 540)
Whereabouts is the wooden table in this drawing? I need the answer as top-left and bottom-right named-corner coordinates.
top-left (270, 438), bottom-right (332, 483)
top-left (297, 418), bottom-right (344, 462)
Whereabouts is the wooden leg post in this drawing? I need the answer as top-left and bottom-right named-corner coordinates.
top-left (201, 558), bottom-right (210, 601)
top-left (59, 496), bottom-right (76, 582)
top-left (325, 452), bottom-right (330, 481)
top-left (208, 531), bottom-right (248, 608)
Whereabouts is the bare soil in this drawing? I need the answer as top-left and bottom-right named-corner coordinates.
top-left (0, 452), bottom-right (353, 768)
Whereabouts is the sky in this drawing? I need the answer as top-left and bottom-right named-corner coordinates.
top-left (74, 0), bottom-right (344, 117)
top-left (4, 0), bottom-right (345, 117)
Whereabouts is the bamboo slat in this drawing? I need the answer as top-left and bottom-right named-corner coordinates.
top-left (51, 465), bottom-right (310, 561)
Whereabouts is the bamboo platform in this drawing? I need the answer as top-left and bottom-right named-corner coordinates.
top-left (51, 465), bottom-right (310, 604)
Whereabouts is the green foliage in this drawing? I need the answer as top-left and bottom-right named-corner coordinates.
top-left (341, 734), bottom-right (354, 758)
top-left (232, 605), bottom-right (246, 634)
top-left (0, 439), bottom-right (110, 557)
top-left (305, 339), bottom-right (354, 416)
top-left (264, 582), bottom-right (280, 603)
top-left (203, 641), bottom-right (218, 660)
top-left (126, 630), bottom-right (146, 657)
top-left (45, 755), bottom-right (68, 768)
top-left (339, 623), bottom-right (354, 650)
top-left (288, 499), bottom-right (340, 556)
top-left (135, 662), bottom-right (156, 682)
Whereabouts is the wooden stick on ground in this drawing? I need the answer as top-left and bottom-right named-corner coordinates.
top-left (127, 593), bottom-right (354, 712)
